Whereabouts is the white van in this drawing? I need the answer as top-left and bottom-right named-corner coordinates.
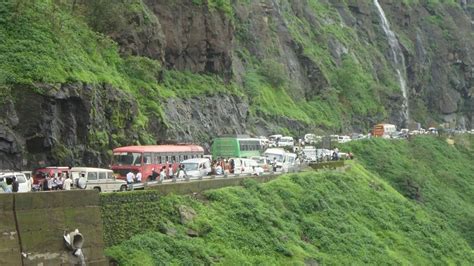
top-left (181, 158), bottom-right (211, 178)
top-left (278, 136), bottom-right (294, 148)
top-left (0, 172), bottom-right (30, 192)
top-left (70, 167), bottom-right (128, 192)
top-left (302, 146), bottom-right (317, 162)
top-left (263, 148), bottom-right (297, 172)
top-left (230, 158), bottom-right (257, 174)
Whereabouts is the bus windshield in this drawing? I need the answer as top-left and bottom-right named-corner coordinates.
top-left (113, 152), bottom-right (142, 166)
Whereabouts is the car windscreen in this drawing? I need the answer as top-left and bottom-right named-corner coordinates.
top-left (182, 163), bottom-right (198, 171)
top-left (15, 174), bottom-right (26, 183)
top-left (113, 152), bottom-right (142, 166)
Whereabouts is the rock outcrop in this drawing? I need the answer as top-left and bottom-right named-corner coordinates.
top-left (0, 0), bottom-right (473, 168)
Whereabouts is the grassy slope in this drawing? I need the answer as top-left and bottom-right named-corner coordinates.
top-left (344, 135), bottom-right (474, 247)
top-left (103, 150), bottom-right (474, 264)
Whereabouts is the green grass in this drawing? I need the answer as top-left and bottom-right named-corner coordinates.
top-left (344, 135), bottom-right (474, 247)
top-left (103, 137), bottom-right (474, 264)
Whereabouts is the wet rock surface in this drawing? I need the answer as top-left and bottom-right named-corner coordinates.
top-left (0, 84), bottom-right (140, 169)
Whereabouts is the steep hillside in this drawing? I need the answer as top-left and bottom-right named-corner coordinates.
top-left (102, 161), bottom-right (474, 264)
top-left (344, 135), bottom-right (474, 247)
top-left (0, 0), bottom-right (473, 167)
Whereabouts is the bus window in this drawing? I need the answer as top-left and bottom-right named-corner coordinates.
top-left (144, 153), bottom-right (152, 165)
top-left (161, 156), bottom-right (166, 164)
top-left (113, 152), bottom-right (142, 166)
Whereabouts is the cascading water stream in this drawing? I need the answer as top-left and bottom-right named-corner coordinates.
top-left (374, 0), bottom-right (410, 124)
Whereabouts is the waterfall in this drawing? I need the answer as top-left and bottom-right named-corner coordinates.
top-left (374, 0), bottom-right (409, 124)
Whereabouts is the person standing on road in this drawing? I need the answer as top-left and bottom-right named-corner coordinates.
top-left (176, 164), bottom-right (187, 179)
top-left (272, 157), bottom-right (277, 172)
top-left (159, 167), bottom-right (166, 182)
top-left (168, 164), bottom-right (174, 179)
top-left (63, 176), bottom-right (72, 190)
top-left (1, 181), bottom-right (11, 193)
top-left (150, 168), bottom-right (158, 181)
top-left (126, 171), bottom-right (135, 184)
top-left (215, 164), bottom-right (223, 175)
top-left (229, 159), bottom-right (235, 174)
top-left (135, 171), bottom-right (142, 183)
top-left (12, 177), bottom-right (19, 193)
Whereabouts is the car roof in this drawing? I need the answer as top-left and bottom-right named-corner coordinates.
top-left (0, 171), bottom-right (24, 175)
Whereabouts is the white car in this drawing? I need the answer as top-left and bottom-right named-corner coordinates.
top-left (70, 167), bottom-right (128, 192)
top-left (338, 135), bottom-right (351, 143)
top-left (180, 158), bottom-right (212, 178)
top-left (229, 158), bottom-right (257, 174)
top-left (0, 172), bottom-right (31, 192)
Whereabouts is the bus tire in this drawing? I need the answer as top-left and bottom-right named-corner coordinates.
top-left (93, 187), bottom-right (101, 192)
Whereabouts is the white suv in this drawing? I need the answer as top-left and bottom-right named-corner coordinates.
top-left (0, 172), bottom-right (31, 193)
top-left (70, 167), bottom-right (128, 192)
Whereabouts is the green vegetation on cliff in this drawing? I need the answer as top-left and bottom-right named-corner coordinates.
top-left (102, 137), bottom-right (474, 265)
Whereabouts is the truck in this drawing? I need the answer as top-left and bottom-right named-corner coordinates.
top-left (372, 124), bottom-right (396, 138)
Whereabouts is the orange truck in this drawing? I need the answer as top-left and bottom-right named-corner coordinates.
top-left (372, 124), bottom-right (396, 138)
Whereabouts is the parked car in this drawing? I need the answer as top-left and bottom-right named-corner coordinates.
top-left (263, 148), bottom-right (297, 172)
top-left (250, 156), bottom-right (270, 172)
top-left (316, 149), bottom-right (332, 162)
top-left (180, 158), bottom-right (212, 178)
top-left (338, 135), bottom-right (351, 143)
top-left (70, 167), bottom-right (128, 192)
top-left (0, 172), bottom-right (30, 192)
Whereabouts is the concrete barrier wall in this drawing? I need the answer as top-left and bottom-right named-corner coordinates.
top-left (146, 174), bottom-right (279, 195)
top-left (0, 190), bottom-right (107, 265)
top-left (0, 194), bottom-right (20, 265)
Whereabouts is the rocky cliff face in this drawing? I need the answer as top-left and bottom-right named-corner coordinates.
top-left (0, 0), bottom-right (473, 168)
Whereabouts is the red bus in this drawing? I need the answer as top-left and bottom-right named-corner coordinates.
top-left (111, 145), bottom-right (205, 182)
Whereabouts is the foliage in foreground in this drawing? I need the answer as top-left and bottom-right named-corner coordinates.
top-left (103, 159), bottom-right (474, 264)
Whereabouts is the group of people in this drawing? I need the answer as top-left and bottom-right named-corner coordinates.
top-left (126, 163), bottom-right (189, 184)
top-left (36, 172), bottom-right (73, 191)
top-left (211, 158), bottom-right (227, 175)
